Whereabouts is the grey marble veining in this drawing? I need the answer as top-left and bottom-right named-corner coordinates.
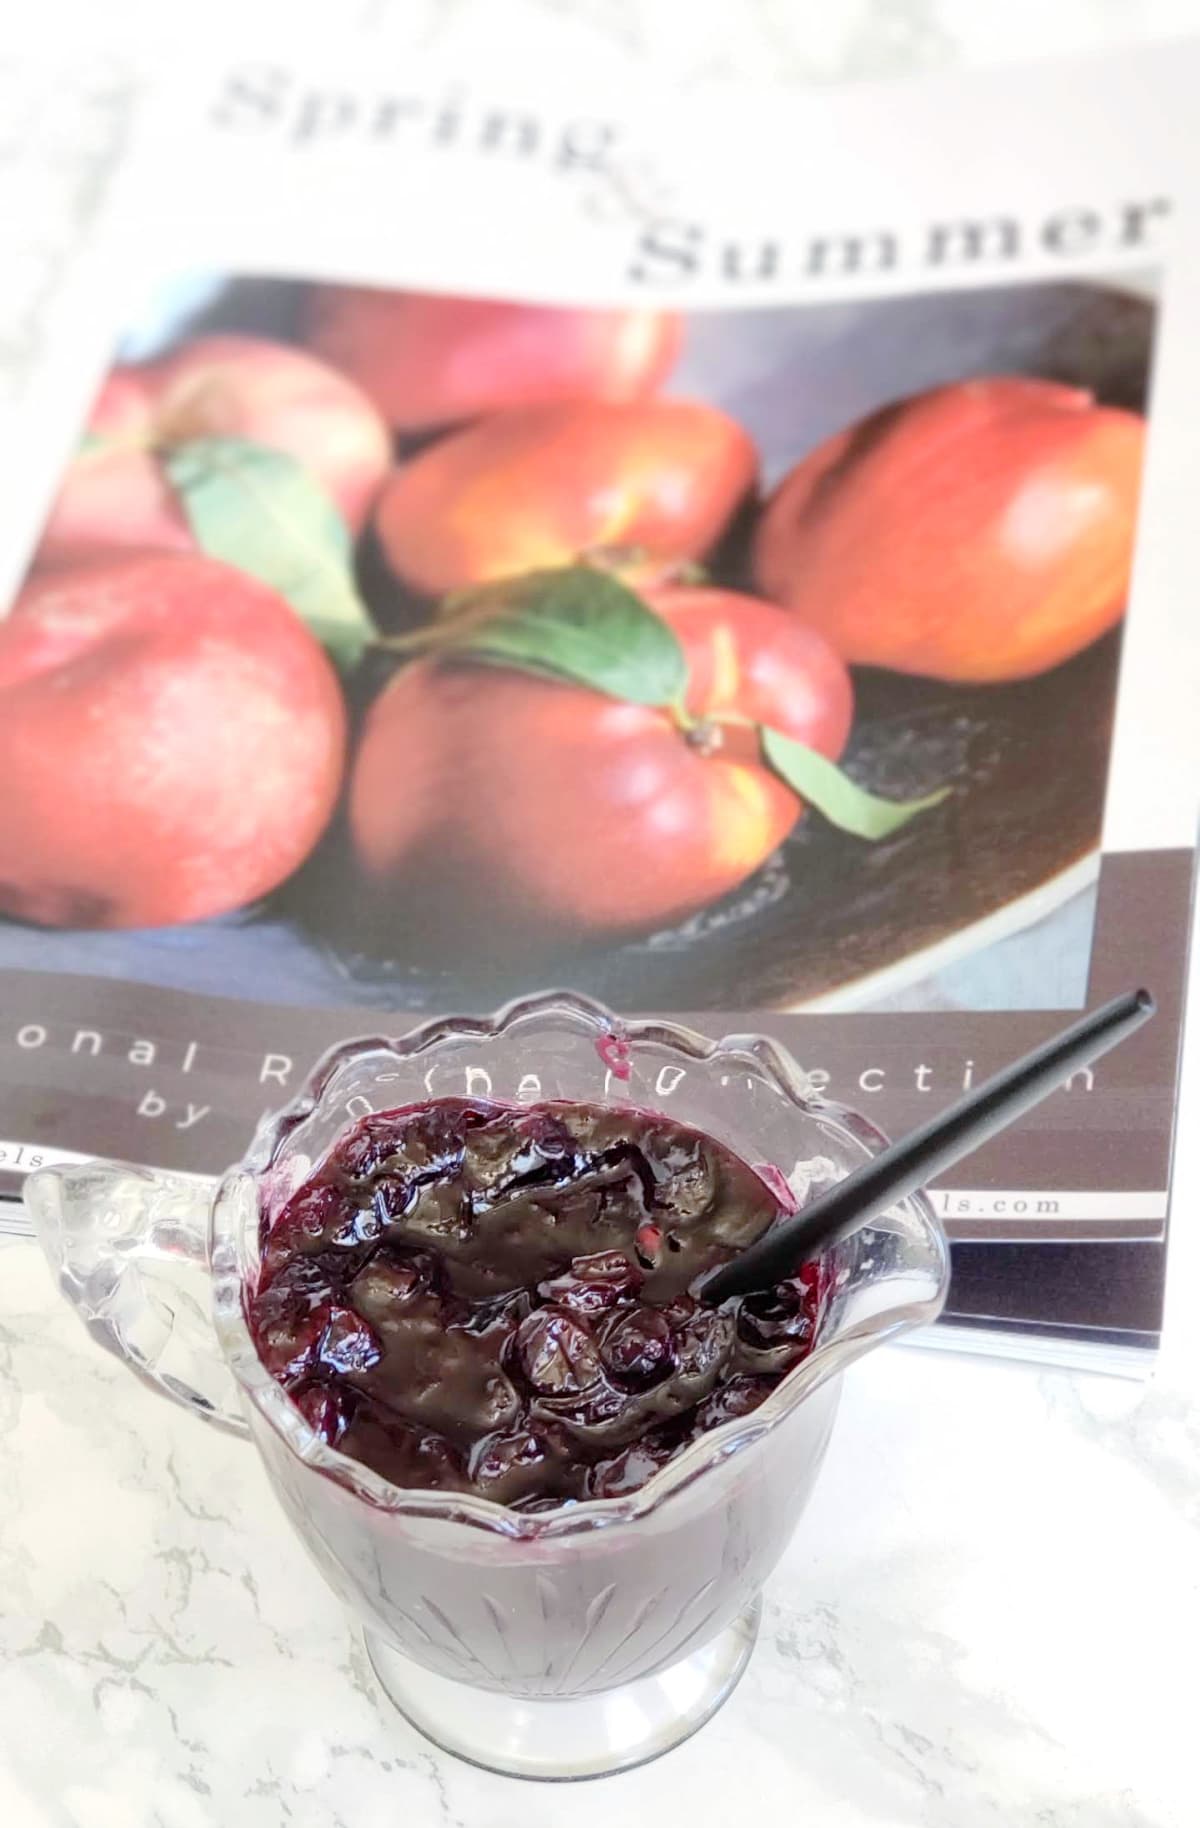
top-left (2, 1237), bottom-right (1198, 1827)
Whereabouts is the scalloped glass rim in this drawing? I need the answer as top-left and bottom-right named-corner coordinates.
top-left (210, 989), bottom-right (949, 1541)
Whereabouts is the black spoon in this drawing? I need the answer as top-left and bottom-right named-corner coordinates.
top-left (696, 987), bottom-right (1156, 1306)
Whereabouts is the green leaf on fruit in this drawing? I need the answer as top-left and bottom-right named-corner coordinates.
top-left (162, 436), bottom-right (376, 670)
top-left (761, 726), bottom-right (952, 840)
top-left (442, 566), bottom-right (687, 706)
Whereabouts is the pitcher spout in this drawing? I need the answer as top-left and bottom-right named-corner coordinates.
top-left (790, 1183), bottom-right (951, 1403)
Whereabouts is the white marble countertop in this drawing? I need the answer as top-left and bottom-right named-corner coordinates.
top-left (3, 1229), bottom-right (1199, 1828)
top-left (3, 4), bottom-right (1200, 1824)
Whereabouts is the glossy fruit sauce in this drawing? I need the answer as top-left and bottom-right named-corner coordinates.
top-left (248, 1098), bottom-right (828, 1510)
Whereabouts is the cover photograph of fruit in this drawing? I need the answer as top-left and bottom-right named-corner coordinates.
top-left (0, 270), bottom-right (1152, 1015)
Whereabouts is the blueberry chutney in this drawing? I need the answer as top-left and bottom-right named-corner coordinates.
top-left (249, 1097), bottom-right (828, 1511)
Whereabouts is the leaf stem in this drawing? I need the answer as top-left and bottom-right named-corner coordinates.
top-left (668, 694), bottom-right (698, 733)
top-left (371, 626), bottom-right (445, 658)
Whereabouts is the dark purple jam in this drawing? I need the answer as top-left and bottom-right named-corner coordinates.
top-left (249, 1098), bottom-right (828, 1509)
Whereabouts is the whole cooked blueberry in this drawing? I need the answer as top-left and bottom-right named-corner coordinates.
top-left (316, 1304), bottom-right (383, 1376)
top-left (276, 1180), bottom-right (346, 1243)
top-left (467, 1425), bottom-right (575, 1506)
top-left (253, 1304), bottom-right (327, 1383)
top-left (600, 1308), bottom-right (675, 1388)
top-left (539, 1249), bottom-right (642, 1316)
top-left (737, 1265), bottom-right (825, 1355)
top-left (589, 1432), bottom-right (676, 1498)
top-left (515, 1309), bottom-right (601, 1396)
top-left (349, 1250), bottom-right (435, 1320)
top-left (472, 1428), bottom-right (546, 1483)
top-left (291, 1380), bottom-right (355, 1446)
top-left (693, 1373), bottom-right (777, 1433)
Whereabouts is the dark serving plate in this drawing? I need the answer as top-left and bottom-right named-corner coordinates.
top-left (286, 629), bottom-right (1119, 1013)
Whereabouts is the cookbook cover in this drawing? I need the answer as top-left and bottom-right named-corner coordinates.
top-left (0, 44), bottom-right (1195, 1357)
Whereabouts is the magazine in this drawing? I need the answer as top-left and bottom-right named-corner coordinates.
top-left (0, 42), bottom-right (1196, 1368)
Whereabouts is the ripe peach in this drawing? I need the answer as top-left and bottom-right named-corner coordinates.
top-left (36, 334), bottom-right (391, 569)
top-left (753, 377), bottom-right (1146, 683)
top-left (349, 585), bottom-right (850, 941)
top-left (305, 287), bottom-right (682, 430)
top-left (0, 553), bottom-right (346, 927)
top-left (375, 400), bottom-right (757, 598)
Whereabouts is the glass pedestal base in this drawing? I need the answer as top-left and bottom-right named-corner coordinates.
top-left (364, 1596), bottom-right (761, 1781)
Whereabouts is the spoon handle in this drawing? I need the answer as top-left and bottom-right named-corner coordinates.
top-left (696, 988), bottom-right (1155, 1306)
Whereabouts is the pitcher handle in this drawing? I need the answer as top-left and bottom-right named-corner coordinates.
top-left (24, 1161), bottom-right (249, 1437)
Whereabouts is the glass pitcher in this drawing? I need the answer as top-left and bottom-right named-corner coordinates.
top-left (25, 990), bottom-right (949, 1781)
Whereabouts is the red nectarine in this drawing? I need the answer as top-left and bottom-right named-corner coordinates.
top-left (375, 400), bottom-right (757, 598)
top-left (0, 553), bottom-right (346, 927)
top-left (753, 376), bottom-right (1146, 683)
top-left (36, 334), bottom-right (391, 570)
top-left (349, 585), bottom-right (850, 941)
top-left (305, 287), bottom-right (681, 430)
